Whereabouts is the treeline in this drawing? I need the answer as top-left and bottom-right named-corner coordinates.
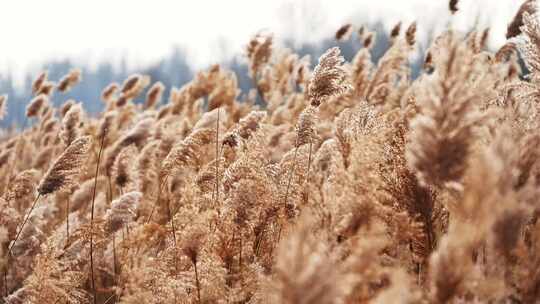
top-left (0, 21), bottom-right (406, 128)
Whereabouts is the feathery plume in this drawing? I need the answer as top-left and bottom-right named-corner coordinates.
top-left (112, 144), bottom-right (138, 191)
top-left (97, 111), bottom-right (116, 142)
top-left (121, 74), bottom-right (150, 99)
top-left (507, 0), bottom-right (536, 39)
top-left (295, 106), bottom-right (319, 148)
top-left (390, 22), bottom-right (402, 42)
top-left (31, 71), bottom-right (47, 95)
top-left (162, 128), bottom-right (215, 176)
top-left (59, 99), bottom-right (75, 118)
top-left (182, 228), bottom-right (206, 303)
top-left (144, 81), bottom-right (165, 109)
top-left (308, 47), bottom-right (351, 106)
top-left (70, 176), bottom-right (107, 212)
top-left (406, 22), bottom-right (417, 46)
top-left (57, 68), bottom-right (82, 93)
top-left (60, 103), bottom-right (83, 146)
top-left (270, 213), bottom-right (348, 304)
top-left (38, 136), bottom-right (92, 195)
top-left (358, 25), bottom-right (366, 38)
top-left (105, 191), bottom-right (142, 233)
top-left (335, 23), bottom-right (353, 41)
top-left (36, 81), bottom-right (55, 96)
top-left (0, 95), bottom-right (7, 120)
top-left (236, 110), bottom-right (267, 140)
top-left (246, 32), bottom-right (273, 78)
top-left (105, 117), bottom-right (154, 174)
top-left (4, 170), bottom-right (39, 204)
top-left (101, 83), bottom-right (119, 103)
top-left (449, 0), bottom-right (459, 14)
top-left (26, 94), bottom-right (48, 118)
top-left (363, 32), bottom-right (375, 49)
top-left (406, 33), bottom-right (482, 189)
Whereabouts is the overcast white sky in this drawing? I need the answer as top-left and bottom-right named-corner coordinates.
top-left (0, 0), bottom-right (525, 82)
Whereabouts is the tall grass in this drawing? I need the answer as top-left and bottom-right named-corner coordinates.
top-left (1, 2), bottom-right (540, 303)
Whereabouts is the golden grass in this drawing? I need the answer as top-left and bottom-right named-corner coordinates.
top-left (1, 3), bottom-right (540, 303)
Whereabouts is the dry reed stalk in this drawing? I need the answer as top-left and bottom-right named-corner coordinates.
top-left (90, 131), bottom-right (106, 304)
top-left (66, 198), bottom-right (70, 247)
top-left (214, 107), bottom-right (220, 205)
top-left (7, 194), bottom-right (41, 256)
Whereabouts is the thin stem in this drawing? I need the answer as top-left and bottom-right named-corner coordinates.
top-left (133, 175), bottom-right (169, 263)
top-left (283, 147), bottom-right (299, 201)
top-left (103, 294), bottom-right (116, 304)
top-left (164, 185), bottom-right (178, 273)
top-left (4, 269), bottom-right (7, 297)
top-left (146, 175), bottom-right (169, 224)
top-left (66, 198), bottom-right (70, 247)
top-left (108, 175), bottom-right (114, 203)
top-left (8, 193), bottom-right (41, 256)
top-left (281, 145), bottom-right (299, 221)
top-left (193, 261), bottom-right (201, 304)
top-left (238, 230), bottom-right (243, 273)
top-left (113, 232), bottom-right (118, 303)
top-left (90, 132), bottom-right (106, 304)
top-left (214, 107), bottom-right (220, 205)
top-left (304, 139), bottom-right (313, 202)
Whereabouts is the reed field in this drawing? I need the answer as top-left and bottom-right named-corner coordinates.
top-left (1, 1), bottom-right (540, 303)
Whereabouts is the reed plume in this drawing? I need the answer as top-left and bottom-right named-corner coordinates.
top-left (161, 128), bottom-right (215, 176)
top-left (101, 82), bottom-right (119, 103)
top-left (105, 191), bottom-right (142, 233)
top-left (31, 71), bottom-right (47, 95)
top-left (9, 136), bottom-right (91, 255)
top-left (390, 22), bottom-right (402, 44)
top-left (406, 22), bottom-right (417, 46)
top-left (0, 95), bottom-right (7, 120)
top-left (335, 24), bottom-right (353, 41)
top-left (449, 0), bottom-right (459, 14)
top-left (38, 136), bottom-right (92, 195)
top-left (121, 74), bottom-right (150, 100)
top-left (406, 33), bottom-right (483, 189)
top-left (26, 94), bottom-right (48, 118)
top-left (246, 32), bottom-right (273, 79)
top-left (507, 0), bottom-right (536, 39)
top-left (60, 102), bottom-right (83, 146)
top-left (144, 81), bottom-right (165, 109)
top-left (308, 47), bottom-right (351, 106)
top-left (3, 12), bottom-right (540, 303)
top-left (57, 68), bottom-right (82, 93)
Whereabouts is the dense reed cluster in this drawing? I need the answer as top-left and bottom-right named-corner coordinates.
top-left (2, 2), bottom-right (540, 303)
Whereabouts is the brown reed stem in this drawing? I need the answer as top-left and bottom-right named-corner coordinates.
top-left (193, 260), bottom-right (201, 303)
top-left (90, 132), bottom-right (106, 304)
top-left (146, 175), bottom-right (169, 224)
top-left (280, 141), bottom-right (300, 242)
top-left (282, 146), bottom-right (299, 209)
top-left (166, 196), bottom-right (179, 274)
top-left (8, 193), bottom-right (42, 256)
top-left (66, 198), bottom-right (70, 247)
top-left (214, 107), bottom-right (220, 205)
top-left (4, 269), bottom-right (7, 297)
top-left (113, 232), bottom-right (118, 303)
top-left (238, 230), bottom-right (243, 273)
top-left (107, 175), bottom-right (114, 203)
